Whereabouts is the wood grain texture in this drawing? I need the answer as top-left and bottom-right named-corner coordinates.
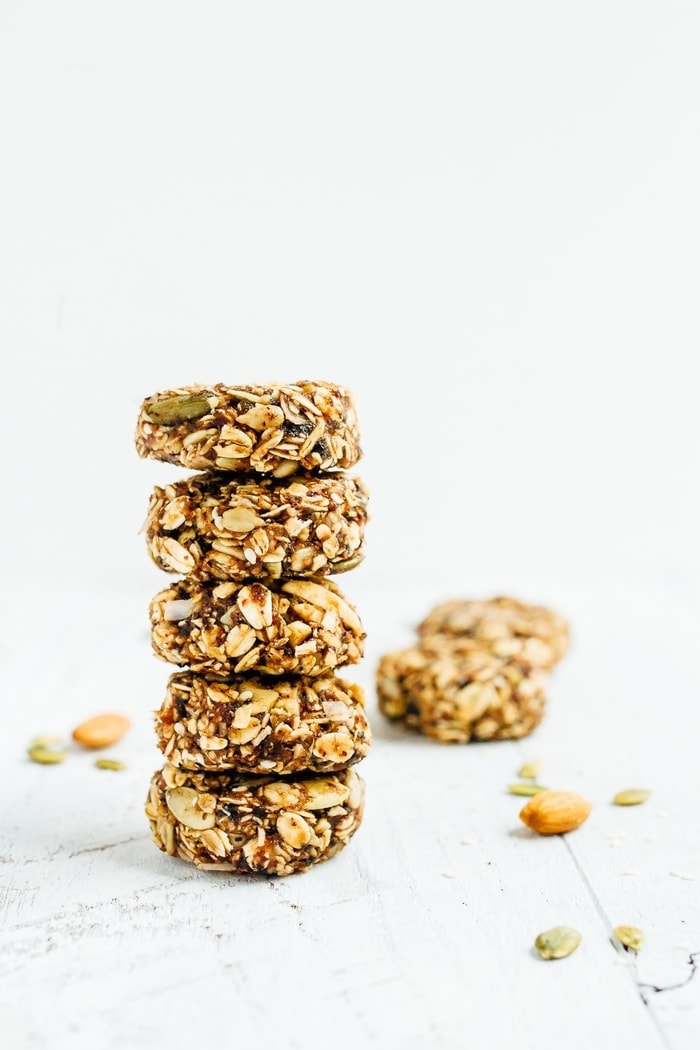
top-left (1, 576), bottom-right (698, 1050)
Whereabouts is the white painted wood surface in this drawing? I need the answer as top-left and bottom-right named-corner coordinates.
top-left (2, 4), bottom-right (698, 1047)
top-left (2, 573), bottom-right (698, 1050)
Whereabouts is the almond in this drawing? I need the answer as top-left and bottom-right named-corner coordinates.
top-left (72, 713), bottom-right (132, 750)
top-left (519, 790), bottom-right (591, 835)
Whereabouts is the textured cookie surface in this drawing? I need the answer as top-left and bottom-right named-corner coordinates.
top-left (156, 671), bottom-right (372, 774)
top-left (135, 380), bottom-right (361, 473)
top-left (144, 470), bottom-right (368, 581)
top-left (146, 762), bottom-right (365, 876)
top-left (417, 596), bottom-right (569, 668)
top-left (376, 642), bottom-right (548, 743)
top-left (150, 577), bottom-right (365, 676)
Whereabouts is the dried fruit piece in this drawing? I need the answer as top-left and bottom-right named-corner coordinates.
top-left (146, 393), bottom-right (210, 425)
top-left (28, 745), bottom-right (66, 765)
top-left (613, 789), bottom-right (650, 807)
top-left (508, 782), bottom-right (548, 797)
top-left (72, 713), bottom-right (132, 750)
top-left (519, 790), bottom-right (592, 835)
top-left (534, 926), bottom-right (582, 960)
top-left (614, 925), bottom-right (645, 952)
top-left (95, 758), bottom-right (126, 771)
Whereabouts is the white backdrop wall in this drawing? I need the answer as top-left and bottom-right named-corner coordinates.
top-left (0, 1), bottom-right (698, 601)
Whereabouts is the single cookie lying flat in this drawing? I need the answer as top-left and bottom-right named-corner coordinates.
top-left (143, 470), bottom-right (369, 581)
top-left (146, 762), bottom-right (365, 876)
top-left (416, 596), bottom-right (569, 668)
top-left (376, 642), bottom-right (548, 743)
top-left (135, 380), bottom-right (361, 474)
top-left (150, 577), bottom-right (365, 676)
top-left (156, 671), bottom-right (372, 774)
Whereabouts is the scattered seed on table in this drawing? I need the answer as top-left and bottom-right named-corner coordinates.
top-left (27, 745), bottom-right (66, 765)
top-left (508, 782), bottom-right (549, 797)
top-left (613, 789), bottom-right (650, 806)
top-left (518, 760), bottom-right (543, 780)
top-left (534, 926), bottom-right (582, 960)
top-left (30, 735), bottom-right (63, 749)
top-left (95, 758), bottom-right (126, 771)
top-left (614, 925), bottom-right (645, 952)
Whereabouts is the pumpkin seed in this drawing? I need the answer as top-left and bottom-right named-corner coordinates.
top-left (613, 789), bottom-right (650, 806)
top-left (613, 925), bottom-right (645, 952)
top-left (534, 926), bottom-right (582, 960)
top-left (508, 782), bottom-right (549, 797)
top-left (28, 745), bottom-right (66, 765)
top-left (518, 759), bottom-right (543, 779)
top-left (146, 393), bottom-right (210, 425)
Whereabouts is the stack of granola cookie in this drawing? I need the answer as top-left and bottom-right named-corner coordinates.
top-left (135, 380), bottom-right (371, 876)
top-left (376, 596), bottom-right (568, 743)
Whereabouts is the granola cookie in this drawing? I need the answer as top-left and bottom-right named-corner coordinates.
top-left (143, 470), bottom-right (369, 582)
top-left (150, 577), bottom-right (365, 676)
top-left (135, 380), bottom-right (361, 474)
top-left (146, 762), bottom-right (365, 876)
top-left (376, 641), bottom-right (548, 743)
top-left (416, 596), bottom-right (569, 668)
top-left (155, 671), bottom-right (372, 774)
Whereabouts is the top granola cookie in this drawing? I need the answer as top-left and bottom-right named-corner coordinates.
top-left (416, 596), bottom-right (569, 668)
top-left (134, 380), bottom-right (362, 474)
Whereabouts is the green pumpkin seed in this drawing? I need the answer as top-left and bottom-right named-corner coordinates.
top-left (331, 554), bottom-right (364, 573)
top-left (95, 758), bottom-right (126, 771)
top-left (613, 789), bottom-right (650, 806)
top-left (613, 925), bottom-right (645, 952)
top-left (146, 393), bottom-right (210, 425)
top-left (28, 746), bottom-right (66, 765)
top-left (534, 926), bottom-right (582, 960)
top-left (508, 782), bottom-right (549, 797)
top-left (518, 759), bottom-right (543, 779)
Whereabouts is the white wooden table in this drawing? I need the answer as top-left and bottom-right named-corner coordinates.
top-left (2, 574), bottom-right (699, 1050)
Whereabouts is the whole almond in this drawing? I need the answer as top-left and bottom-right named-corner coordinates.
top-left (519, 790), bottom-right (592, 835)
top-left (72, 713), bottom-right (131, 750)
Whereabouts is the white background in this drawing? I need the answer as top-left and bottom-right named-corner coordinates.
top-left (1, 0), bottom-right (698, 596)
top-left (1, 4), bottom-right (699, 1050)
